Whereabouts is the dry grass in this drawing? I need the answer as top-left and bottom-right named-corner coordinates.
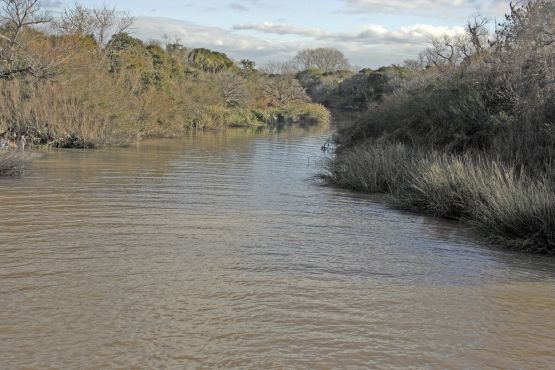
top-left (328, 142), bottom-right (411, 193)
top-left (327, 143), bottom-right (555, 254)
top-left (1, 29), bottom-right (331, 147)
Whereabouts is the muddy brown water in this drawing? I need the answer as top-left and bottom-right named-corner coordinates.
top-left (1, 129), bottom-right (555, 369)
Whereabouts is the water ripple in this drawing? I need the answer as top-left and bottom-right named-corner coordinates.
top-left (1, 130), bottom-right (555, 368)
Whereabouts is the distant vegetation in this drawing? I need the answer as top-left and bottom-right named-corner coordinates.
top-left (0, 1), bottom-right (329, 149)
top-left (260, 47), bottom-right (352, 75)
top-left (308, 0), bottom-right (555, 253)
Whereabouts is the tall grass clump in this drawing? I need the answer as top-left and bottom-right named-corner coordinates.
top-left (328, 142), bottom-right (412, 193)
top-left (399, 155), bottom-right (517, 219)
top-left (406, 154), bottom-right (555, 253)
top-left (328, 143), bottom-right (555, 253)
top-left (468, 172), bottom-right (555, 253)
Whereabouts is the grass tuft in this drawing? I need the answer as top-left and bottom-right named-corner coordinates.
top-left (327, 143), bottom-right (555, 254)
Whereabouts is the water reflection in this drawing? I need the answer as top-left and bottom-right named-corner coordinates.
top-left (1, 128), bottom-right (555, 368)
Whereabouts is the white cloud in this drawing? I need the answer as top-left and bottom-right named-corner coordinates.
top-left (229, 2), bottom-right (250, 11)
top-left (234, 21), bottom-right (465, 46)
top-left (133, 17), bottom-right (302, 61)
top-left (319, 24), bottom-right (467, 66)
top-left (233, 23), bottom-right (328, 37)
top-left (128, 17), bottom-right (468, 68)
top-left (340, 24), bottom-right (466, 44)
top-left (343, 0), bottom-right (510, 16)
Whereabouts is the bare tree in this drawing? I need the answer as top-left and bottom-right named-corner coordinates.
top-left (53, 3), bottom-right (134, 54)
top-left (216, 72), bottom-right (249, 107)
top-left (420, 34), bottom-right (470, 69)
top-left (0, 0), bottom-right (53, 79)
top-left (418, 15), bottom-right (490, 69)
top-left (495, 0), bottom-right (555, 50)
top-left (0, 0), bottom-right (51, 45)
top-left (52, 3), bottom-right (94, 37)
top-left (96, 6), bottom-right (134, 53)
top-left (293, 48), bottom-right (350, 73)
top-left (261, 75), bottom-right (308, 105)
top-left (491, 0), bottom-right (555, 95)
top-left (259, 60), bottom-right (298, 75)
top-left (465, 15), bottom-right (489, 57)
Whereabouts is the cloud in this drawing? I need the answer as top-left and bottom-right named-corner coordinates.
top-left (343, 0), bottom-right (509, 17)
top-left (231, 20), bottom-right (470, 67)
top-left (133, 16), bottom-right (301, 60)
top-left (132, 16), bottom-right (469, 68)
top-left (41, 0), bottom-right (65, 11)
top-left (234, 22), bottom-right (465, 46)
top-left (233, 23), bottom-right (328, 38)
top-left (334, 24), bottom-right (466, 45)
top-left (229, 2), bottom-right (249, 11)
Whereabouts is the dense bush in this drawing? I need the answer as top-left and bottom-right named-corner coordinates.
top-left (298, 66), bottom-right (408, 110)
top-left (0, 3), bottom-right (329, 148)
top-left (332, 1), bottom-right (555, 172)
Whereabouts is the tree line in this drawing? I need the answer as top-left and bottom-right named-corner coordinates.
top-left (261, 48), bottom-right (351, 75)
top-left (0, 1), bottom-right (329, 147)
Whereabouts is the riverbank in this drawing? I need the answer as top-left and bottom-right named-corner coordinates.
top-left (1, 14), bottom-right (329, 149)
top-left (321, 1), bottom-right (555, 254)
top-left (326, 143), bottom-right (555, 254)
top-left (22, 102), bottom-right (330, 149)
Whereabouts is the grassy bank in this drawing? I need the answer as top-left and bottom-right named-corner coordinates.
top-left (328, 143), bottom-right (555, 253)
top-left (324, 0), bottom-right (555, 253)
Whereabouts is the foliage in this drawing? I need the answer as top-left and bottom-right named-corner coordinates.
top-left (0, 3), bottom-right (330, 148)
top-left (332, 0), bottom-right (555, 172)
top-left (297, 66), bottom-right (406, 109)
top-left (0, 0), bottom-right (53, 79)
top-left (261, 74), bottom-right (309, 106)
top-left (186, 48), bottom-right (235, 73)
top-left (181, 103), bottom-right (329, 130)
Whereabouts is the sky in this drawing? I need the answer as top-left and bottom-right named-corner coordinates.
top-left (42, 0), bottom-right (511, 68)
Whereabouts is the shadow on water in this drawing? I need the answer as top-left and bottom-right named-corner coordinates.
top-left (326, 188), bottom-right (555, 284)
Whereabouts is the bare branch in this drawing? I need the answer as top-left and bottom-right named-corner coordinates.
top-left (0, 0), bottom-right (57, 80)
top-left (53, 3), bottom-right (135, 55)
top-left (293, 48), bottom-right (351, 73)
top-left (0, 0), bottom-right (51, 45)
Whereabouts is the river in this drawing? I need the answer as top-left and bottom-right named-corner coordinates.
top-left (1, 128), bottom-right (555, 369)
